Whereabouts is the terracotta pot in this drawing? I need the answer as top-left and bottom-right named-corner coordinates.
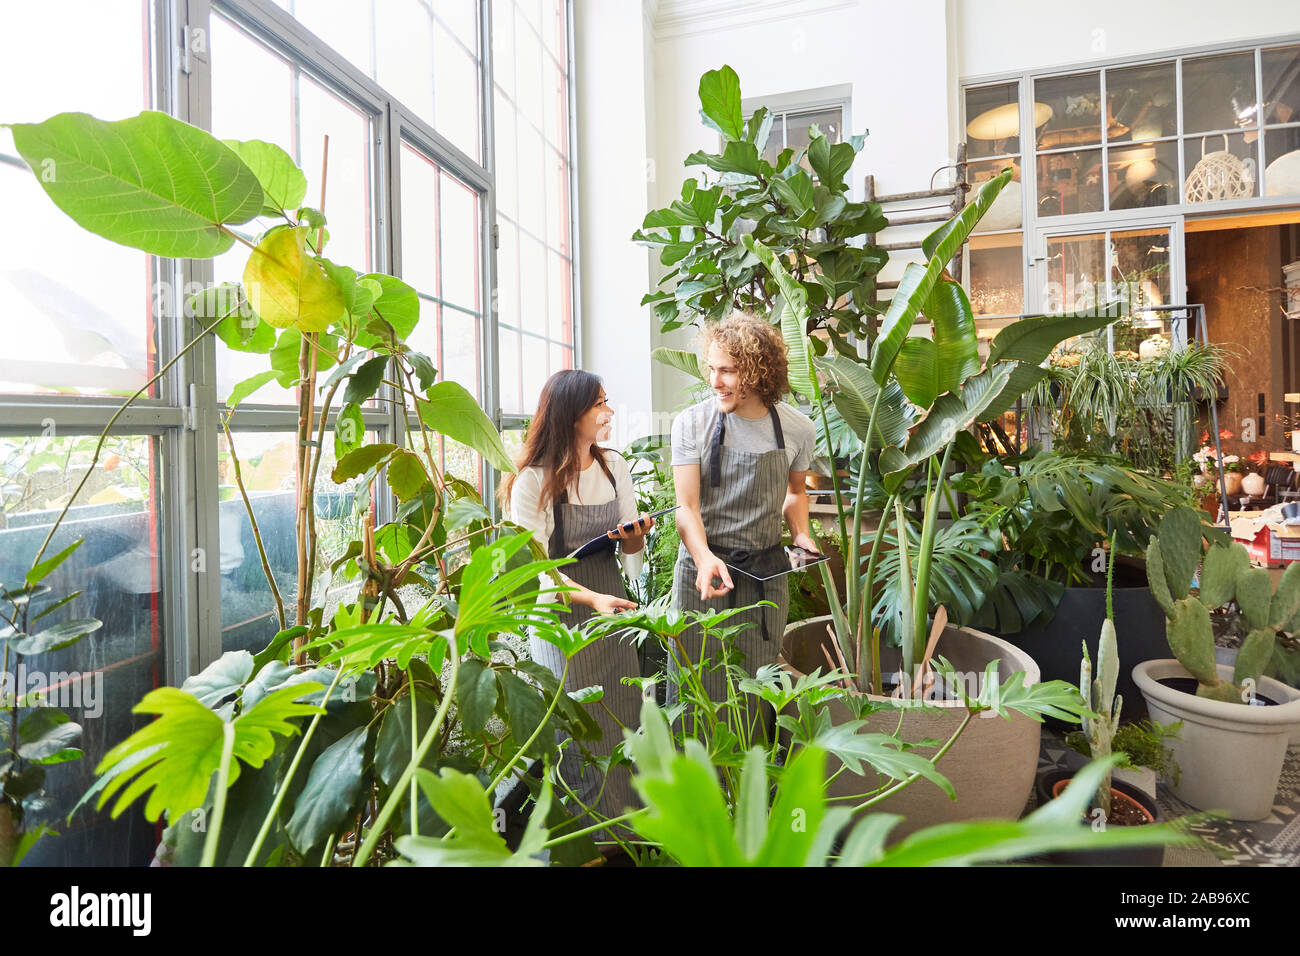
top-left (1223, 472), bottom-right (1243, 495)
top-left (1035, 769), bottom-right (1163, 866)
top-left (781, 616), bottom-right (1042, 841)
top-left (1242, 472), bottom-right (1266, 497)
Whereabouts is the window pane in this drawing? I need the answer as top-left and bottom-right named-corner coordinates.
top-left (545, 146), bottom-right (570, 252)
top-left (218, 430), bottom-right (369, 654)
top-left (0, 1), bottom-right (155, 397)
top-left (433, 20), bottom-right (481, 159)
top-left (518, 234), bottom-right (548, 337)
top-left (522, 333), bottom-right (548, 411)
top-left (0, 433), bottom-right (163, 866)
top-left (494, 93), bottom-right (518, 219)
top-left (499, 325), bottom-right (522, 415)
top-left (1183, 132), bottom-right (1258, 202)
top-left (376, 0), bottom-right (435, 122)
top-left (967, 158), bottom-right (1022, 232)
top-left (288, 0), bottom-right (374, 75)
top-left (211, 14), bottom-right (374, 404)
top-left (436, 0), bottom-right (480, 58)
top-left (965, 82), bottom-right (1020, 159)
top-left (1182, 52), bottom-right (1258, 134)
top-left (547, 249), bottom-right (571, 343)
top-left (549, 341), bottom-right (572, 377)
top-left (1263, 45), bottom-right (1300, 126)
top-left (1036, 148), bottom-right (1103, 216)
top-left (1264, 127), bottom-right (1300, 197)
top-left (969, 233), bottom-right (1023, 317)
top-left (542, 53), bottom-right (567, 154)
top-left (516, 121), bottom-right (546, 238)
top-left (1108, 140), bottom-right (1178, 209)
top-left (439, 171), bottom-right (481, 312)
top-left (496, 220), bottom-right (520, 328)
top-left (541, 0), bottom-right (566, 61)
top-left (1110, 228), bottom-right (1171, 314)
top-left (1034, 73), bottom-right (1102, 149)
top-left (1106, 62), bottom-right (1175, 142)
top-left (514, 7), bottom-right (544, 124)
top-left (442, 307), bottom-right (480, 393)
top-left (400, 145), bottom-right (441, 298)
top-left (493, 0), bottom-right (516, 94)
top-left (1042, 232), bottom-right (1106, 314)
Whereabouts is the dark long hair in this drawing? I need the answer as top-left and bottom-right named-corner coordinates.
top-left (501, 369), bottom-right (615, 511)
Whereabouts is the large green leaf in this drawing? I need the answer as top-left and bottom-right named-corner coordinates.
top-left (180, 650), bottom-right (255, 709)
top-left (24, 540), bottom-right (82, 586)
top-left (744, 237), bottom-right (818, 401)
top-left (456, 659), bottom-right (499, 734)
top-left (698, 65), bottom-right (744, 141)
top-left (386, 449), bottom-right (430, 502)
top-left (395, 768), bottom-right (549, 867)
top-left (243, 226), bottom-right (346, 333)
top-left (921, 169), bottom-right (1012, 266)
top-left (416, 381), bottom-right (515, 475)
top-left (285, 725), bottom-right (367, 852)
top-left (924, 280), bottom-right (979, 395)
top-left (878, 363), bottom-right (1015, 489)
top-left (93, 685), bottom-right (322, 823)
top-left (357, 274), bottom-right (420, 345)
top-left (893, 337), bottom-right (940, 408)
top-left (331, 442), bottom-right (397, 483)
top-left (651, 347), bottom-right (704, 382)
top-left (870, 259), bottom-right (944, 386)
top-left (227, 370), bottom-right (279, 410)
top-left (17, 708), bottom-right (82, 763)
top-left (222, 138), bottom-right (307, 215)
top-left (813, 353), bottom-right (911, 450)
top-left (807, 131), bottom-right (857, 191)
top-left (6, 110), bottom-right (263, 258)
top-left (6, 618), bottom-right (102, 656)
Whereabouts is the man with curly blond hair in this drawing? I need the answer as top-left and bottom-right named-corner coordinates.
top-left (668, 311), bottom-right (820, 713)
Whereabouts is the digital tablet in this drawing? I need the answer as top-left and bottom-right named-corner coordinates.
top-left (567, 505), bottom-right (679, 560)
top-left (725, 546), bottom-right (830, 582)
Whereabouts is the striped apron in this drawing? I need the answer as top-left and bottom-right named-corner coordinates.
top-left (669, 405), bottom-right (791, 710)
top-left (529, 477), bottom-right (640, 830)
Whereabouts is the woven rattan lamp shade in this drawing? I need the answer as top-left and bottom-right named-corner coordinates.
top-left (1184, 135), bottom-right (1254, 202)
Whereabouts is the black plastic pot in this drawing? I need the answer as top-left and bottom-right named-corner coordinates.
top-left (993, 563), bottom-right (1166, 725)
top-left (1035, 768), bottom-right (1163, 867)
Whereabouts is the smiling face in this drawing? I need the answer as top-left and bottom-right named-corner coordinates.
top-left (574, 387), bottom-right (613, 445)
top-left (707, 342), bottom-right (765, 416)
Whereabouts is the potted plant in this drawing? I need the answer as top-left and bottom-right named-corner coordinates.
top-left (5, 108), bottom-right (616, 866)
top-left (1222, 457), bottom-right (1245, 496)
top-left (636, 64), bottom-right (1119, 834)
top-left (952, 448), bottom-right (1200, 723)
top-left (1133, 505), bottom-right (1300, 819)
top-left (1034, 540), bottom-right (1164, 865)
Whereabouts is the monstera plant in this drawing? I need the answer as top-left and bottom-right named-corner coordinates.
top-left (638, 66), bottom-right (1123, 695)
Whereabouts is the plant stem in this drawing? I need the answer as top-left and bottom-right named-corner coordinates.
top-left (487, 659), bottom-right (570, 796)
top-left (242, 667), bottom-right (345, 866)
top-left (847, 386), bottom-right (886, 639)
top-left (850, 711), bottom-right (972, 813)
top-left (815, 394), bottom-right (849, 551)
top-left (542, 808), bottom-right (648, 848)
top-left (201, 721), bottom-right (237, 867)
top-left (221, 413), bottom-right (286, 631)
top-left (29, 308), bottom-right (233, 568)
top-left (909, 443), bottom-right (953, 680)
top-left (858, 492), bottom-right (896, 692)
top-left (353, 643), bottom-right (460, 867)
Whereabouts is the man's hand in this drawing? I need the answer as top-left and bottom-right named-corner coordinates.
top-left (695, 552), bottom-right (733, 601)
top-left (791, 532), bottom-right (820, 555)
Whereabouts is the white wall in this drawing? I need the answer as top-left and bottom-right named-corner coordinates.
top-left (956, 0), bottom-right (1300, 81)
top-left (573, 0), bottom-right (660, 448)
top-left (648, 0), bottom-right (954, 408)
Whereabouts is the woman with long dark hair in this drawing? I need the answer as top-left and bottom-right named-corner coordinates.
top-left (504, 369), bottom-right (654, 833)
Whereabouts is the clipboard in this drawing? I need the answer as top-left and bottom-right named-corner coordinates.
top-left (725, 546), bottom-right (830, 582)
top-left (567, 505), bottom-right (679, 560)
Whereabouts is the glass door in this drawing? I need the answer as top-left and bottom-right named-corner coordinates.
top-left (1028, 217), bottom-right (1186, 350)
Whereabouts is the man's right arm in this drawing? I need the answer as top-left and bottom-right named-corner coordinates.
top-left (674, 463), bottom-right (732, 600)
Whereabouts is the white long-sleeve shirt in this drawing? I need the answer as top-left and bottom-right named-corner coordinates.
top-left (509, 449), bottom-right (645, 589)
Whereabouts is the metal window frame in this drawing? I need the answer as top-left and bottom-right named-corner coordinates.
top-left (3, 0), bottom-right (574, 683)
top-left (961, 33), bottom-right (1300, 335)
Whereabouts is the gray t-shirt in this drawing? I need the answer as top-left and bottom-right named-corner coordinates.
top-left (671, 399), bottom-right (817, 472)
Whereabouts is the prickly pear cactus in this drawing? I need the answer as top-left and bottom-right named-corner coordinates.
top-left (1149, 507), bottom-right (1289, 705)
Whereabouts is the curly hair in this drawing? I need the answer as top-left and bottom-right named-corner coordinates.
top-left (699, 311), bottom-right (790, 407)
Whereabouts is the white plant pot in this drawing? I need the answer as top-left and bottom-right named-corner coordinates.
top-left (1132, 659), bottom-right (1300, 820)
top-left (1215, 646), bottom-right (1300, 746)
top-left (1242, 472), bottom-right (1266, 497)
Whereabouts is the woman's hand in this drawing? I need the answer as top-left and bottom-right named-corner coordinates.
top-left (589, 592), bottom-right (638, 615)
top-left (695, 552), bottom-right (733, 601)
top-left (607, 513), bottom-right (656, 545)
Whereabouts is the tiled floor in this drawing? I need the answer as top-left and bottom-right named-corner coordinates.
top-left (1036, 730), bottom-right (1300, 867)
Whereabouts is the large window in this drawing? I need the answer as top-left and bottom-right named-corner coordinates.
top-left (493, 0), bottom-right (575, 419)
top-left (0, 0), bottom-right (576, 866)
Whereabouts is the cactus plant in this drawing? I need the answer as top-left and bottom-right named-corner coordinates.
top-left (1080, 534), bottom-right (1122, 817)
top-left (1147, 505), bottom-right (1300, 703)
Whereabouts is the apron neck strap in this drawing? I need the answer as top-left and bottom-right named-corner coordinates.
top-left (709, 405), bottom-right (786, 487)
